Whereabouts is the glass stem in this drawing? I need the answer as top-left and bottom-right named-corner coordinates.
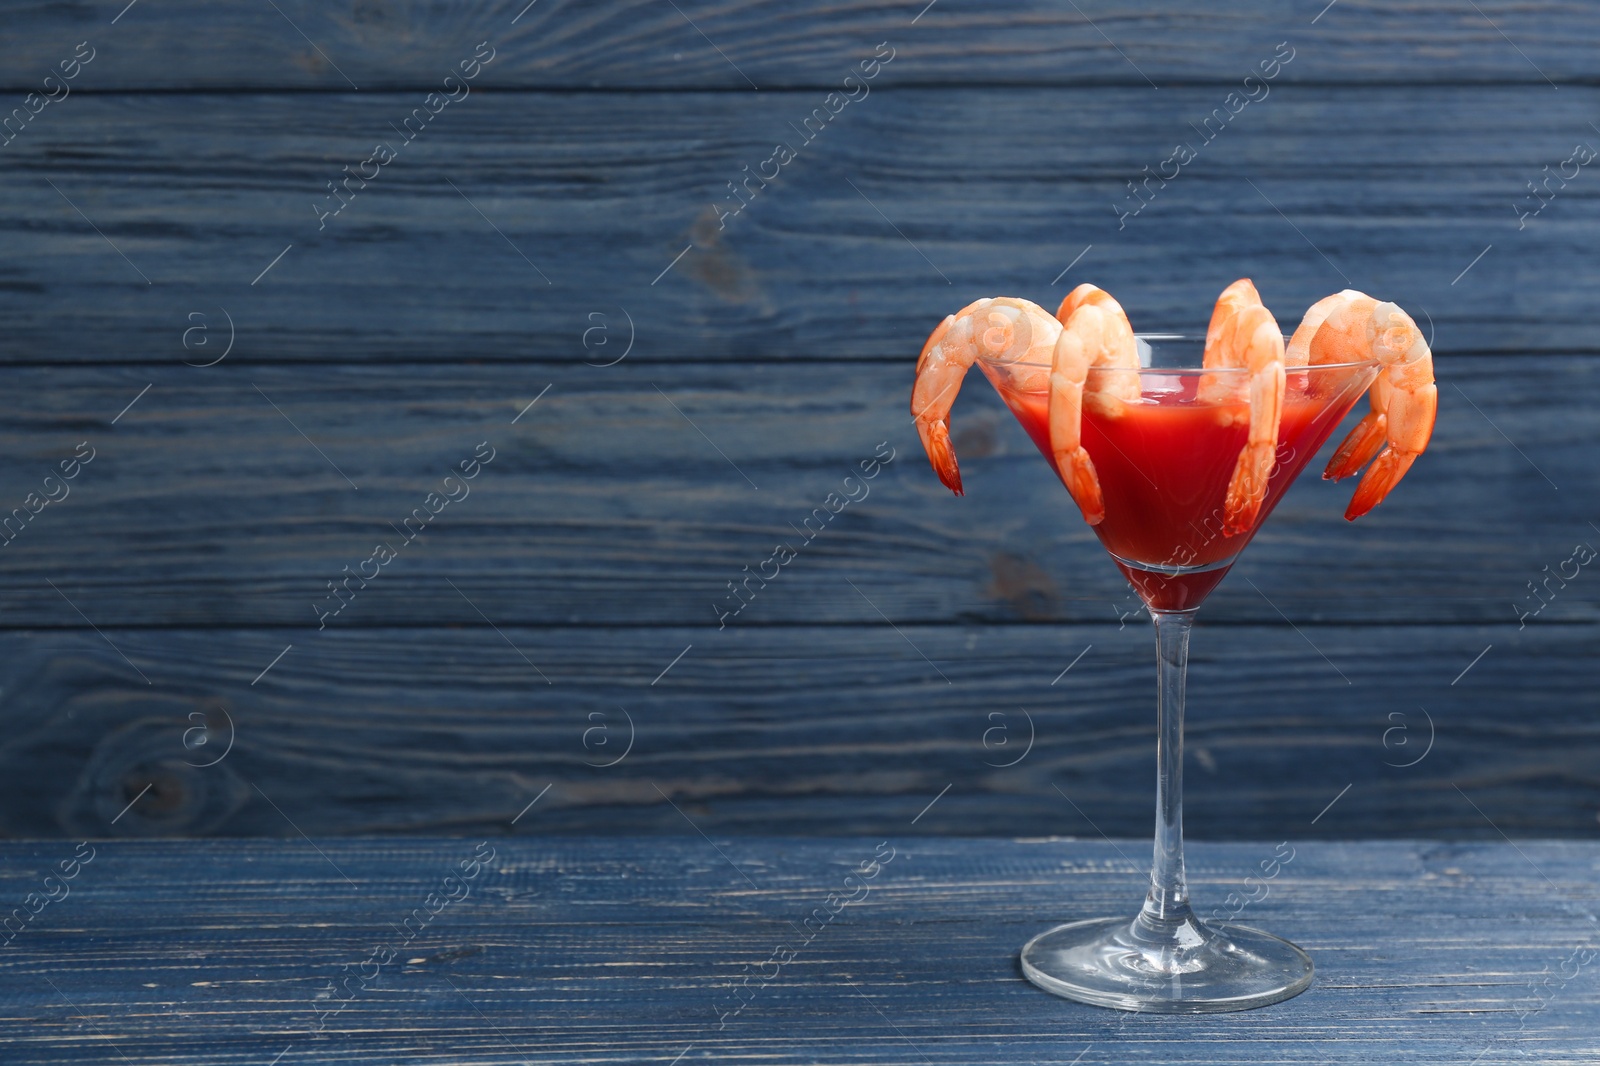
top-left (1137, 608), bottom-right (1198, 938)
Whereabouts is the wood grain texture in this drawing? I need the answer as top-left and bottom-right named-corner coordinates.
top-left (1, 3), bottom-right (1595, 843)
top-left (0, 87), bottom-right (1595, 361)
top-left (0, 359), bottom-right (1590, 628)
top-left (0, 837), bottom-right (1595, 1064)
top-left (0, 622), bottom-right (1589, 839)
top-left (1, 1), bottom-right (1595, 90)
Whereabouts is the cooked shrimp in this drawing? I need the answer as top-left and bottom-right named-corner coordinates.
top-left (1048, 287), bottom-right (1139, 525)
top-left (1307, 295), bottom-right (1436, 519)
top-left (1218, 304), bottom-right (1287, 535)
top-left (1199, 280), bottom-right (1287, 534)
top-left (912, 297), bottom-right (1061, 495)
top-left (1199, 278), bottom-right (1266, 407)
top-left (1204, 278), bottom-right (1262, 364)
top-left (1055, 282), bottom-right (1127, 329)
top-left (1054, 283), bottom-right (1141, 412)
top-left (1286, 289), bottom-right (1367, 368)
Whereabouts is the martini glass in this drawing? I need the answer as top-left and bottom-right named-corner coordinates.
top-left (977, 335), bottom-right (1378, 1012)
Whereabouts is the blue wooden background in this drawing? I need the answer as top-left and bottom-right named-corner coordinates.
top-left (0, 0), bottom-right (1594, 840)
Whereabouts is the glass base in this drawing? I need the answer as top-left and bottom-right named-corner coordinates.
top-left (1020, 915), bottom-right (1313, 1013)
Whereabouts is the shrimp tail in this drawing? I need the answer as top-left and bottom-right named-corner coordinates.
top-left (1215, 302), bottom-right (1285, 536)
top-left (1306, 297), bottom-right (1436, 516)
top-left (1049, 311), bottom-right (1123, 526)
top-left (1345, 447), bottom-right (1417, 520)
top-left (1323, 410), bottom-right (1386, 482)
top-left (1342, 370), bottom-right (1435, 517)
top-left (918, 418), bottom-right (963, 496)
top-left (1223, 441), bottom-right (1275, 536)
top-left (1054, 446), bottom-right (1105, 526)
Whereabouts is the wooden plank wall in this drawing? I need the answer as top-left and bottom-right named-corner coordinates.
top-left (0, 1), bottom-right (1594, 839)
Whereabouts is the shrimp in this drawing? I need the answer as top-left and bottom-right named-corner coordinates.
top-left (1305, 294), bottom-right (1436, 519)
top-left (1285, 289), bottom-right (1367, 368)
top-left (1048, 286), bottom-right (1140, 525)
top-left (1198, 278), bottom-right (1265, 407)
top-left (1204, 278), bottom-right (1263, 364)
top-left (1055, 282), bottom-right (1126, 329)
top-left (1201, 280), bottom-right (1287, 535)
top-left (1219, 306), bottom-right (1287, 535)
top-left (1054, 283), bottom-right (1141, 411)
top-left (912, 297), bottom-right (1062, 495)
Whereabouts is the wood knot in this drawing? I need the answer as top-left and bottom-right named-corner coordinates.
top-left (986, 552), bottom-right (1058, 620)
top-left (686, 207), bottom-right (766, 306)
top-left (66, 697), bottom-right (248, 836)
top-left (951, 413), bottom-right (999, 459)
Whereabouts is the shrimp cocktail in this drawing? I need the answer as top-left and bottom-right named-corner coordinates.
top-left (911, 281), bottom-right (1436, 1012)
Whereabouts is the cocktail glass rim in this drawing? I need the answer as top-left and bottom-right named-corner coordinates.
top-left (982, 331), bottom-right (1379, 375)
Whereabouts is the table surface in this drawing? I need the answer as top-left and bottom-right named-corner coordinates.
top-left (0, 836), bottom-right (1594, 1065)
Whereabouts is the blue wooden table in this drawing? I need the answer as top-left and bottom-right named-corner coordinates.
top-left (0, 836), bottom-right (1594, 1064)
